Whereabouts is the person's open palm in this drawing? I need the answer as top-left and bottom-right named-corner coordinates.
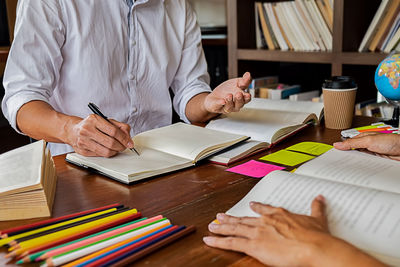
top-left (204, 72), bottom-right (252, 114)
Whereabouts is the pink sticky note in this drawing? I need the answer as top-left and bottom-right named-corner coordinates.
top-left (226, 160), bottom-right (285, 178)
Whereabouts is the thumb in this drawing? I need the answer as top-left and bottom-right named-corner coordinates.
top-left (237, 72), bottom-right (252, 89)
top-left (311, 195), bottom-right (327, 225)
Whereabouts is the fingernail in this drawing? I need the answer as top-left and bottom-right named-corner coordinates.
top-left (316, 195), bottom-right (325, 203)
top-left (127, 141), bottom-right (134, 148)
top-left (216, 213), bottom-right (226, 221)
top-left (333, 142), bottom-right (340, 146)
top-left (208, 223), bottom-right (219, 230)
top-left (203, 237), bottom-right (212, 243)
top-left (250, 201), bottom-right (256, 206)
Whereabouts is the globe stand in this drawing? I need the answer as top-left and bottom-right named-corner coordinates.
top-left (383, 99), bottom-right (400, 128)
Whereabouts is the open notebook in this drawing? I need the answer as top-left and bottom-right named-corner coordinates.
top-left (207, 99), bottom-right (324, 164)
top-left (226, 148), bottom-right (400, 266)
top-left (66, 123), bottom-right (248, 184)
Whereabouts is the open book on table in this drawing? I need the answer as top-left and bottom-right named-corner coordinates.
top-left (226, 148), bottom-right (400, 266)
top-left (206, 99), bottom-right (324, 165)
top-left (66, 123), bottom-right (248, 184)
top-left (0, 140), bottom-right (57, 220)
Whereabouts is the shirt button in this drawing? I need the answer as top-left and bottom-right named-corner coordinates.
top-left (132, 40), bottom-right (136, 46)
top-left (132, 107), bottom-right (137, 113)
top-left (128, 74), bottom-right (135, 80)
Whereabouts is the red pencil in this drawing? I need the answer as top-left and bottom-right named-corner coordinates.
top-left (16, 212), bottom-right (141, 260)
top-left (0, 203), bottom-right (122, 238)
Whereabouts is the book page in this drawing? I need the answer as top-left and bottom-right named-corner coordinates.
top-left (133, 123), bottom-right (247, 162)
top-left (244, 98), bottom-right (324, 119)
top-left (0, 140), bottom-right (44, 195)
top-left (206, 108), bottom-right (312, 142)
top-left (208, 140), bottom-right (269, 164)
top-left (296, 148), bottom-right (400, 194)
top-left (66, 147), bottom-right (191, 182)
top-left (226, 171), bottom-right (400, 262)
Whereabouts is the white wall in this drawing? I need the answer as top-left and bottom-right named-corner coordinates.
top-left (188, 0), bottom-right (226, 27)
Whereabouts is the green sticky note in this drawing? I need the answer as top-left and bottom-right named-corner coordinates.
top-left (285, 142), bottom-right (333, 156)
top-left (260, 150), bottom-right (315, 167)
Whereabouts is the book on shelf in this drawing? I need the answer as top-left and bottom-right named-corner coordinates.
top-left (0, 140), bottom-right (57, 221)
top-left (66, 123), bottom-right (248, 184)
top-left (225, 148), bottom-right (400, 266)
top-left (206, 99), bottom-right (324, 164)
top-left (248, 75), bottom-right (279, 98)
top-left (358, 0), bottom-right (400, 52)
top-left (258, 84), bottom-right (301, 100)
top-left (368, 0), bottom-right (400, 52)
top-left (255, 0), bottom-right (333, 51)
top-left (383, 25), bottom-right (400, 53)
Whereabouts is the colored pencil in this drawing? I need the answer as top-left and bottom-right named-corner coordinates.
top-left (81, 225), bottom-right (181, 267)
top-left (110, 225), bottom-right (195, 267)
top-left (6, 209), bottom-right (138, 258)
top-left (13, 207), bottom-right (129, 245)
top-left (16, 212), bottom-right (141, 263)
top-left (61, 219), bottom-right (170, 267)
top-left (38, 215), bottom-right (163, 260)
top-left (0, 203), bottom-right (121, 238)
top-left (1, 207), bottom-right (120, 247)
top-left (44, 220), bottom-right (171, 267)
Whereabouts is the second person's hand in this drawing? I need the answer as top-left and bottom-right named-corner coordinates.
top-left (66, 114), bottom-right (134, 157)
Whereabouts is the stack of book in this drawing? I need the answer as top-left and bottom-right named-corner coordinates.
top-left (359, 0), bottom-right (400, 53)
top-left (255, 0), bottom-right (333, 51)
top-left (0, 204), bottom-right (195, 266)
top-left (0, 140), bottom-right (57, 221)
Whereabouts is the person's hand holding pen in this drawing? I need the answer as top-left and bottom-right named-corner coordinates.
top-left (65, 103), bottom-right (137, 158)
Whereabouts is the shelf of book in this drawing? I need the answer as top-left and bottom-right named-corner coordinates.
top-left (228, 0), bottom-right (397, 103)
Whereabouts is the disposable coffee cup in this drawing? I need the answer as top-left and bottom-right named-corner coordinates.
top-left (322, 76), bottom-right (357, 129)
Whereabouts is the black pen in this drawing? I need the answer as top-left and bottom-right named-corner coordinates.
top-left (88, 102), bottom-right (140, 156)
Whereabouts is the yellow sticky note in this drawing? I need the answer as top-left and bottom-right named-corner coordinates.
top-left (285, 142), bottom-right (333, 156)
top-left (260, 150), bottom-right (315, 167)
top-left (290, 168), bottom-right (297, 173)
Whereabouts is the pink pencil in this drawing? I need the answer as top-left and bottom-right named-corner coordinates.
top-left (37, 215), bottom-right (163, 261)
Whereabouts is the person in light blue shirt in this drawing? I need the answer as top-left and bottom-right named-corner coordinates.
top-left (2, 0), bottom-right (251, 156)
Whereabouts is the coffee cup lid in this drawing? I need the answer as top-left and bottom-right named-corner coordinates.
top-left (322, 76), bottom-right (357, 89)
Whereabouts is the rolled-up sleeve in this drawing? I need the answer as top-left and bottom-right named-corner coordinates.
top-left (170, 1), bottom-right (211, 123)
top-left (1, 0), bottom-right (65, 133)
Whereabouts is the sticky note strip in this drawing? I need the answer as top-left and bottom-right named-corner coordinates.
top-left (354, 124), bottom-right (385, 131)
top-left (285, 142), bottom-right (333, 156)
top-left (226, 160), bottom-right (285, 178)
top-left (260, 150), bottom-right (315, 166)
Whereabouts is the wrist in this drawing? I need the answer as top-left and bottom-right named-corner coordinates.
top-left (61, 114), bottom-right (81, 146)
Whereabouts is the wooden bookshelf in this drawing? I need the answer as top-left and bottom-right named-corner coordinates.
top-left (0, 46), bottom-right (9, 63)
top-left (228, 0), bottom-right (390, 102)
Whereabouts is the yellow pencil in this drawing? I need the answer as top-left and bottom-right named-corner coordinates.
top-left (6, 209), bottom-right (137, 258)
top-left (0, 207), bottom-right (118, 247)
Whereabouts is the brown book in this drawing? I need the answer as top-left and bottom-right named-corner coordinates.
top-left (0, 140), bottom-right (57, 221)
top-left (315, 0), bottom-right (332, 32)
top-left (369, 0), bottom-right (400, 51)
top-left (256, 2), bottom-right (275, 50)
top-left (377, 4), bottom-right (400, 51)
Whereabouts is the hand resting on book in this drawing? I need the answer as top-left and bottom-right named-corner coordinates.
top-left (334, 132), bottom-right (400, 161)
top-left (204, 197), bottom-right (386, 267)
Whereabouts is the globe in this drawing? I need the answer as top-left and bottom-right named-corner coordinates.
top-left (375, 53), bottom-right (400, 127)
top-left (375, 53), bottom-right (400, 100)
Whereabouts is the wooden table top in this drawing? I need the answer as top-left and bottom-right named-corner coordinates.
top-left (0, 117), bottom-right (377, 266)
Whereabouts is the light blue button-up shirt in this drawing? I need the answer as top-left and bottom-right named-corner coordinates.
top-left (2, 0), bottom-right (211, 155)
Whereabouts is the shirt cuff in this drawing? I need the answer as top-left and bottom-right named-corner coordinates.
top-left (2, 92), bottom-right (51, 135)
top-left (177, 85), bottom-right (212, 124)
